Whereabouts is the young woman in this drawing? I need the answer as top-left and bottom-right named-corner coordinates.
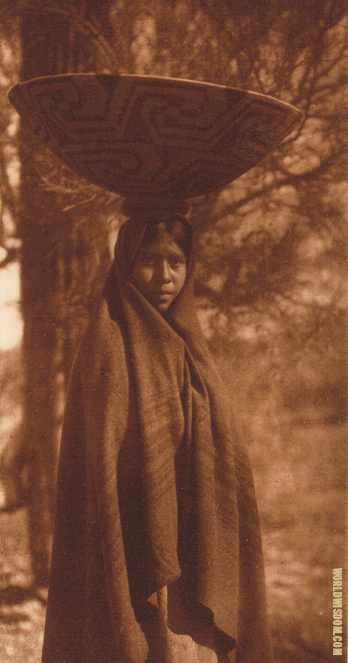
top-left (42, 213), bottom-right (273, 663)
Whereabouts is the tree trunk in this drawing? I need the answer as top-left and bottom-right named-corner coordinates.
top-left (18, 1), bottom-right (114, 585)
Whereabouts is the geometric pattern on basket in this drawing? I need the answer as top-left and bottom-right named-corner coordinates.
top-left (9, 73), bottom-right (303, 200)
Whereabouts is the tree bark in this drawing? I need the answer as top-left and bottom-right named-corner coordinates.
top-left (18, 1), bottom-right (113, 585)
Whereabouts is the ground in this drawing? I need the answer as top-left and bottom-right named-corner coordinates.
top-left (0, 422), bottom-right (346, 662)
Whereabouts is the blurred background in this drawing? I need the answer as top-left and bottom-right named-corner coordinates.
top-left (0, 1), bottom-right (346, 661)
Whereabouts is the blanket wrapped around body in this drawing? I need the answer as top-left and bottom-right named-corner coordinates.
top-left (42, 217), bottom-right (273, 663)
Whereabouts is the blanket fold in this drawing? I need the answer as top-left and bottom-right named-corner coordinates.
top-left (42, 218), bottom-right (273, 663)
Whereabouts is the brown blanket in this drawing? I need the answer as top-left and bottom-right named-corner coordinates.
top-left (42, 218), bottom-right (273, 663)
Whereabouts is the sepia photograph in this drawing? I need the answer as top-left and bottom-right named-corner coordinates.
top-left (0, 2), bottom-right (346, 662)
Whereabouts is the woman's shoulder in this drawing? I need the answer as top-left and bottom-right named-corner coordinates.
top-left (86, 296), bottom-right (123, 342)
top-left (76, 295), bottom-right (127, 376)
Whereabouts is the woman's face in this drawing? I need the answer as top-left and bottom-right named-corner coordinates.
top-left (131, 232), bottom-right (187, 312)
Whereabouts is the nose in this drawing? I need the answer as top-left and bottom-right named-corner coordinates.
top-left (158, 260), bottom-right (171, 282)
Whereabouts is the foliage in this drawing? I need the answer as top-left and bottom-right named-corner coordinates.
top-left (0, 0), bottom-right (346, 585)
top-left (0, 9), bottom-right (21, 269)
top-left (0, 0), bottom-right (346, 429)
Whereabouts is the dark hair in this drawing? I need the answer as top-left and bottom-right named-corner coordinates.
top-left (139, 215), bottom-right (192, 258)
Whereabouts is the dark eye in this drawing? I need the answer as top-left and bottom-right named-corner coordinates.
top-left (140, 254), bottom-right (156, 266)
top-left (170, 257), bottom-right (185, 268)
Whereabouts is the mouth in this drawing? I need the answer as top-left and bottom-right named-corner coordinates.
top-left (155, 290), bottom-right (174, 298)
